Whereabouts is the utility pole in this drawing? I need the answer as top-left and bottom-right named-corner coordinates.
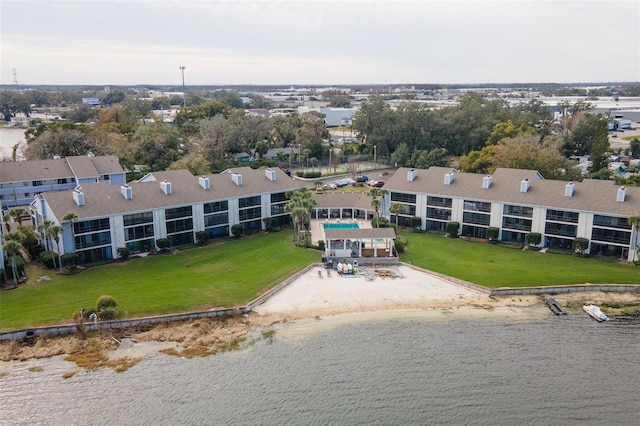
top-left (180, 66), bottom-right (186, 107)
top-left (12, 69), bottom-right (19, 90)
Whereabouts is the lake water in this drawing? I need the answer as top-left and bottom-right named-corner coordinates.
top-left (0, 127), bottom-right (27, 159)
top-left (1, 309), bottom-right (639, 425)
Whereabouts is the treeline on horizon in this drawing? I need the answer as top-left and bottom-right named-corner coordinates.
top-left (1, 85), bottom-right (640, 188)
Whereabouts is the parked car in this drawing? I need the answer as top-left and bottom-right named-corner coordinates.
top-left (355, 175), bottom-right (369, 183)
top-left (315, 187), bottom-right (324, 194)
top-left (369, 180), bottom-right (385, 187)
top-left (323, 183), bottom-right (338, 190)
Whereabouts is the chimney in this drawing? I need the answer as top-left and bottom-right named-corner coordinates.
top-left (482, 175), bottom-right (492, 189)
top-left (616, 186), bottom-right (626, 202)
top-left (232, 173), bottom-right (243, 186)
top-left (520, 178), bottom-right (530, 193)
top-left (407, 169), bottom-right (417, 182)
top-left (444, 172), bottom-right (454, 185)
top-left (160, 180), bottom-right (172, 195)
top-left (265, 169), bottom-right (276, 182)
top-left (72, 189), bottom-right (85, 206)
top-left (564, 181), bottom-right (575, 197)
top-left (199, 176), bottom-right (210, 190)
top-left (121, 184), bottom-right (133, 200)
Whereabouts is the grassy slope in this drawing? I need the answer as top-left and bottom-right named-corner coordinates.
top-left (0, 231), bottom-right (318, 331)
top-left (399, 230), bottom-right (640, 287)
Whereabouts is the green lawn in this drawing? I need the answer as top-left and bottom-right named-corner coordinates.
top-left (2, 229), bottom-right (639, 332)
top-left (0, 231), bottom-right (318, 331)
top-left (399, 230), bottom-right (640, 287)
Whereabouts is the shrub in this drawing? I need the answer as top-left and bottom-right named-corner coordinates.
top-left (117, 247), bottom-right (131, 260)
top-left (195, 231), bottom-right (209, 246)
top-left (61, 253), bottom-right (79, 268)
top-left (573, 237), bottom-right (590, 257)
top-left (526, 232), bottom-right (542, 247)
top-left (446, 222), bottom-right (460, 238)
top-left (96, 295), bottom-right (119, 320)
top-left (38, 251), bottom-right (56, 269)
top-left (156, 238), bottom-right (170, 251)
top-left (317, 240), bottom-right (325, 251)
top-left (487, 227), bottom-right (499, 242)
top-left (410, 216), bottom-right (422, 230)
top-left (371, 217), bottom-right (390, 228)
top-left (263, 218), bottom-right (276, 233)
top-left (231, 224), bottom-right (244, 239)
top-left (394, 239), bottom-right (405, 253)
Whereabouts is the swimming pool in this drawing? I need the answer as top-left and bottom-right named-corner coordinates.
top-left (323, 223), bottom-right (360, 230)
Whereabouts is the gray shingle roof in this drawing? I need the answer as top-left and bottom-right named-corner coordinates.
top-left (66, 155), bottom-right (124, 177)
top-left (40, 167), bottom-right (305, 220)
top-left (324, 228), bottom-right (396, 240)
top-left (312, 191), bottom-right (374, 210)
top-left (1, 158), bottom-right (73, 182)
top-left (386, 167), bottom-right (640, 217)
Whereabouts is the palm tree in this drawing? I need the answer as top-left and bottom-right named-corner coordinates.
top-left (368, 188), bottom-right (388, 228)
top-left (47, 224), bottom-right (64, 272)
top-left (285, 188), bottom-right (316, 246)
top-left (9, 208), bottom-right (28, 226)
top-left (3, 239), bottom-right (22, 288)
top-left (38, 219), bottom-right (54, 252)
top-left (628, 215), bottom-right (640, 262)
top-left (389, 203), bottom-right (405, 228)
top-left (62, 212), bottom-right (79, 254)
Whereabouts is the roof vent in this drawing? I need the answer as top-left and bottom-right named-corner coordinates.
top-left (121, 184), bottom-right (133, 200)
top-left (407, 169), bottom-right (417, 182)
top-left (482, 175), bottom-right (492, 189)
top-left (72, 189), bottom-right (85, 206)
top-left (520, 178), bottom-right (530, 193)
top-left (616, 186), bottom-right (626, 202)
top-left (199, 176), bottom-right (210, 190)
top-left (564, 181), bottom-right (575, 197)
top-left (265, 169), bottom-right (277, 182)
top-left (232, 173), bottom-right (243, 186)
top-left (444, 172), bottom-right (454, 185)
top-left (160, 180), bottom-right (172, 195)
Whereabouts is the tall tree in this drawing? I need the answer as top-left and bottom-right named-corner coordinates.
top-left (389, 203), bottom-right (405, 227)
top-left (2, 239), bottom-right (22, 287)
top-left (368, 188), bottom-right (388, 228)
top-left (285, 188), bottom-right (316, 246)
top-left (589, 119), bottom-right (610, 174)
top-left (46, 224), bottom-right (63, 271)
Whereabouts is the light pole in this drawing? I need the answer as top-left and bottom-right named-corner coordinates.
top-left (179, 66), bottom-right (186, 107)
top-left (374, 145), bottom-right (377, 167)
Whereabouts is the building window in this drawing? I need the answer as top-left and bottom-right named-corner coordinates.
top-left (545, 222), bottom-right (577, 238)
top-left (165, 206), bottom-right (192, 220)
top-left (32, 180), bottom-right (43, 186)
top-left (391, 192), bottom-right (417, 204)
top-left (166, 218), bottom-right (193, 234)
top-left (546, 209), bottom-right (579, 223)
top-left (74, 218), bottom-right (110, 234)
top-left (270, 192), bottom-right (287, 203)
top-left (239, 207), bottom-right (262, 222)
top-left (427, 207), bottom-right (451, 221)
top-left (593, 215), bottom-right (631, 230)
top-left (204, 212), bottom-right (228, 227)
top-left (502, 216), bottom-right (532, 232)
top-left (463, 212), bottom-right (490, 226)
top-left (239, 195), bottom-right (261, 209)
top-left (427, 196), bottom-right (452, 208)
top-left (464, 200), bottom-right (491, 213)
top-left (123, 211), bottom-right (153, 227)
top-left (503, 205), bottom-right (533, 217)
top-left (204, 200), bottom-right (228, 214)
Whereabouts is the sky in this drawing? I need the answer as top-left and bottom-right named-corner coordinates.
top-left (1, 0), bottom-right (639, 86)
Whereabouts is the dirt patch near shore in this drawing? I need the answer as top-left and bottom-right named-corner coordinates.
top-left (1, 291), bottom-right (638, 366)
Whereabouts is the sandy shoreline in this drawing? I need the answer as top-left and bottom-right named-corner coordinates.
top-left (1, 265), bottom-right (639, 367)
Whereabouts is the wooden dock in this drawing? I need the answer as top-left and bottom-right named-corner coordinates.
top-left (544, 297), bottom-right (568, 315)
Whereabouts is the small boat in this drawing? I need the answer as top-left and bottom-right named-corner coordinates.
top-left (583, 304), bottom-right (608, 322)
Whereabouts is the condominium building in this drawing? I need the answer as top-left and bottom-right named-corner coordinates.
top-left (30, 167), bottom-right (301, 264)
top-left (383, 167), bottom-right (640, 262)
top-left (0, 155), bottom-right (126, 208)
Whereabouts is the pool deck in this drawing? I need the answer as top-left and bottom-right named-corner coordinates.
top-left (310, 219), bottom-right (372, 245)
